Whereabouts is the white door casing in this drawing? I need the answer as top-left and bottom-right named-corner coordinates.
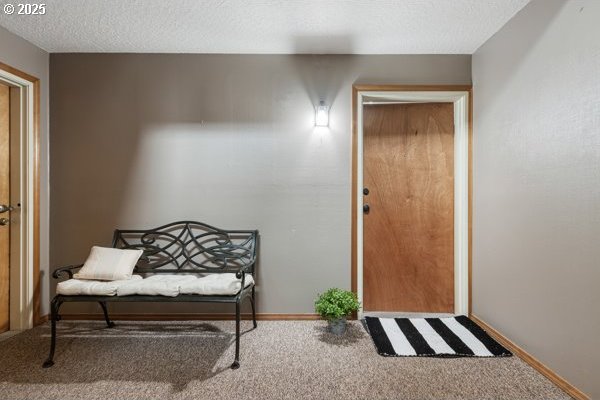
top-left (0, 69), bottom-right (36, 330)
top-left (356, 91), bottom-right (470, 317)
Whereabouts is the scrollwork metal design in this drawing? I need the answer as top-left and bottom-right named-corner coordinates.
top-left (52, 265), bottom-right (84, 280)
top-left (111, 221), bottom-right (257, 274)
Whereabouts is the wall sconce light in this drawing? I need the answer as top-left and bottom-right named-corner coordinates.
top-left (315, 101), bottom-right (329, 127)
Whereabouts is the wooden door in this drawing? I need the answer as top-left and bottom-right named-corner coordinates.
top-left (0, 83), bottom-right (9, 333)
top-left (363, 103), bottom-right (454, 313)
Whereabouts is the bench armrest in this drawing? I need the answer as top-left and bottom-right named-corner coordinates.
top-left (234, 255), bottom-right (256, 276)
top-left (52, 264), bottom-right (84, 280)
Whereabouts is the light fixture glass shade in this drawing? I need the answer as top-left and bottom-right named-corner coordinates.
top-left (315, 101), bottom-right (329, 127)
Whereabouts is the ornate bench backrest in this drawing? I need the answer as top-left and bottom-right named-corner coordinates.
top-left (112, 221), bottom-right (258, 274)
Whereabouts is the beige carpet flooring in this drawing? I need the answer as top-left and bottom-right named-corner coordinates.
top-left (0, 320), bottom-right (569, 400)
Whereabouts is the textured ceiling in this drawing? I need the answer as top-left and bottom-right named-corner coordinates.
top-left (0, 0), bottom-right (530, 54)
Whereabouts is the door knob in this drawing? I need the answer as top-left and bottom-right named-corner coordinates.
top-left (0, 218), bottom-right (9, 226)
top-left (0, 204), bottom-right (13, 214)
top-left (363, 204), bottom-right (370, 214)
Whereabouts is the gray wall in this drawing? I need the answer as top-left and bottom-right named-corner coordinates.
top-left (50, 54), bottom-right (471, 315)
top-left (472, 0), bottom-right (599, 397)
top-left (0, 26), bottom-right (50, 317)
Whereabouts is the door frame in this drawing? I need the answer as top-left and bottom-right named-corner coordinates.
top-left (351, 84), bottom-right (472, 317)
top-left (0, 61), bottom-right (40, 330)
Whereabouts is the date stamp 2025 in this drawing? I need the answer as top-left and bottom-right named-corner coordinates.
top-left (2, 3), bottom-right (46, 15)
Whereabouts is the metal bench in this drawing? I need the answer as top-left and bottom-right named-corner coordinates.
top-left (43, 220), bottom-right (258, 370)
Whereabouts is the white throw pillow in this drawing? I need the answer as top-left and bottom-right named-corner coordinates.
top-left (73, 246), bottom-right (143, 281)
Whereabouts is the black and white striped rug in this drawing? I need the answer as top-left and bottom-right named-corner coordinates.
top-left (364, 316), bottom-right (512, 357)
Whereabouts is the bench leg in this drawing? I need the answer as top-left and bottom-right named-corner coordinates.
top-left (42, 297), bottom-right (63, 368)
top-left (250, 286), bottom-right (257, 329)
top-left (98, 301), bottom-right (115, 328)
top-left (231, 300), bottom-right (241, 369)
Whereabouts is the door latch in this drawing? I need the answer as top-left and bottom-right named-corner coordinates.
top-left (0, 204), bottom-right (14, 214)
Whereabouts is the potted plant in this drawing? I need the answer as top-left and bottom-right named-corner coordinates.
top-left (315, 288), bottom-right (360, 335)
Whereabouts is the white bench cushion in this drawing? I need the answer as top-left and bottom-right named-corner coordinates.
top-left (116, 274), bottom-right (197, 297)
top-left (57, 273), bottom-right (254, 297)
top-left (57, 275), bottom-right (143, 296)
top-left (179, 273), bottom-right (254, 296)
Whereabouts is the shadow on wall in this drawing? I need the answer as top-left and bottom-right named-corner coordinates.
top-left (473, 0), bottom-right (566, 114)
top-left (49, 53), bottom-right (353, 315)
top-left (290, 34), bottom-right (358, 111)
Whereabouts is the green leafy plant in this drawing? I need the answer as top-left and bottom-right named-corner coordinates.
top-left (314, 288), bottom-right (360, 321)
